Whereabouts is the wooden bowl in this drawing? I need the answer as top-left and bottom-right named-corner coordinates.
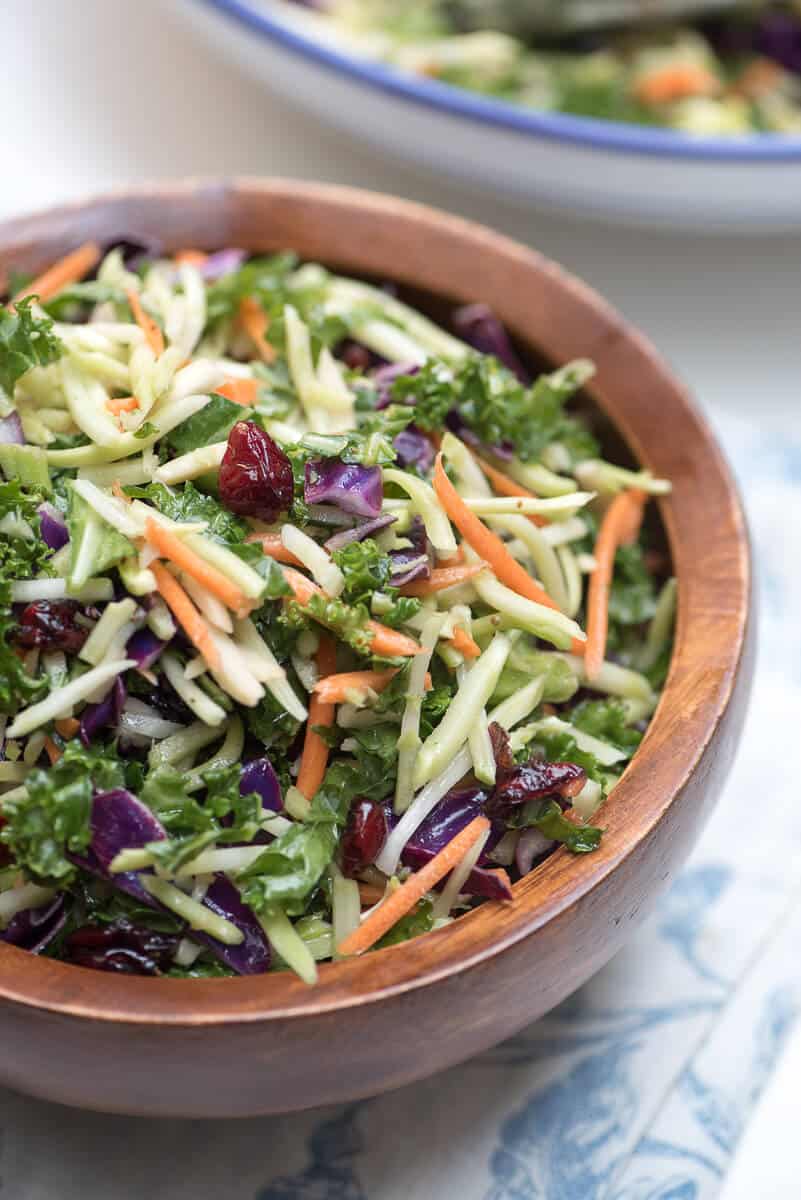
top-left (0, 180), bottom-right (753, 1117)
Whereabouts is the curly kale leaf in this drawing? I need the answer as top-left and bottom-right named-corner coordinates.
top-left (0, 296), bottom-right (64, 395)
top-left (1, 743), bottom-right (126, 884)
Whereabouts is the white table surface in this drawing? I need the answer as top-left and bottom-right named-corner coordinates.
top-left (2, 4), bottom-right (801, 1198)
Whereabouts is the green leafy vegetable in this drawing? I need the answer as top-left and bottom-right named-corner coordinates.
top-left (238, 736), bottom-right (395, 916)
top-left (0, 296), bottom-right (64, 395)
top-left (0, 481), bottom-right (54, 712)
top-left (141, 763), bottom-right (262, 840)
top-left (300, 428), bottom-right (398, 467)
top-left (571, 698), bottom-right (642, 757)
top-left (331, 538), bottom-right (421, 630)
top-left (397, 354), bottom-right (597, 465)
top-left (126, 480), bottom-right (247, 544)
top-left (609, 543), bottom-right (658, 627)
top-left (332, 538), bottom-right (393, 606)
top-left (301, 591), bottom-right (374, 656)
top-left (132, 420), bottom-right (158, 441)
top-left (492, 640), bottom-right (579, 705)
top-left (41, 280), bottom-right (125, 321)
top-left (376, 897), bottom-right (435, 948)
top-left (169, 394), bottom-right (249, 455)
top-left (518, 799), bottom-right (602, 854)
top-left (204, 253), bottom-right (299, 328)
top-left (1, 743), bottom-right (126, 884)
top-left (392, 360), bottom-right (453, 432)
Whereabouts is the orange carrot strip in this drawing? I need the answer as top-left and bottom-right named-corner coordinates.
top-left (106, 395), bottom-right (139, 415)
top-left (399, 562), bottom-right (488, 597)
top-left (634, 63), bottom-right (719, 105)
top-left (216, 377), bottom-right (259, 407)
top-left (434, 454), bottom-right (585, 656)
top-left (150, 561), bottom-right (221, 672)
top-left (338, 816), bottom-right (491, 956)
top-left (474, 454), bottom-right (547, 527)
top-left (734, 57), bottom-right (783, 99)
top-left (584, 489), bottom-right (647, 680)
top-left (126, 288), bottom-right (165, 356)
top-left (438, 546), bottom-right (466, 567)
top-left (237, 296), bottom-right (276, 364)
top-left (15, 241), bottom-right (101, 303)
top-left (281, 568), bottom-right (423, 658)
top-left (618, 488), bottom-right (647, 547)
top-left (296, 636), bottom-right (337, 800)
top-left (145, 519), bottom-right (249, 616)
top-left (448, 627), bottom-right (481, 660)
top-left (54, 718), bottom-right (80, 740)
top-left (174, 249), bottom-right (208, 266)
top-left (44, 736), bottom-right (63, 765)
top-left (245, 532), bottom-right (303, 565)
top-left (433, 454), bottom-right (558, 610)
top-left (313, 668), bottom-right (432, 706)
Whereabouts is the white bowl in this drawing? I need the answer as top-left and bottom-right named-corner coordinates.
top-left (179, 0), bottom-right (801, 232)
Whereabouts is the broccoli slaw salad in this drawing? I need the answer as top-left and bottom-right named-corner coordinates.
top-left (289, 0), bottom-right (801, 136)
top-left (0, 241), bottom-right (675, 983)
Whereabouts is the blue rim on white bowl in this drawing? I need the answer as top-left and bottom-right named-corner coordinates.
top-left (197, 0), bottom-right (801, 163)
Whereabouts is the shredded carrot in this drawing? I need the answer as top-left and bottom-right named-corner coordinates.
top-left (150, 561), bottom-right (221, 672)
top-left (448, 627), bottom-right (481, 660)
top-left (634, 63), bottom-right (719, 105)
top-left (474, 454), bottom-right (547, 527)
top-left (313, 668), bottom-right (432, 706)
top-left (106, 395), bottom-right (139, 415)
top-left (584, 489), bottom-right (648, 680)
top-left (618, 488), bottom-right (647, 547)
top-left (437, 545), bottom-right (466, 567)
top-left (399, 562), bottom-right (488, 597)
top-left (281, 568), bottom-right (423, 658)
top-left (216, 377), bottom-right (260, 408)
top-left (54, 717), bottom-right (80, 740)
top-left (111, 480), bottom-right (131, 504)
top-left (734, 57), bottom-right (783, 99)
top-left (43, 736), bottom-right (62, 766)
top-left (338, 815), bottom-right (491, 956)
top-left (434, 454), bottom-right (586, 656)
top-left (296, 636), bottom-right (337, 800)
top-left (237, 296), bottom-right (276, 364)
top-left (144, 519), bottom-right (249, 616)
top-left (126, 288), bottom-right (165, 356)
top-left (15, 241), bottom-right (101, 304)
top-left (358, 883), bottom-right (386, 907)
top-left (245, 532), bottom-right (303, 565)
top-left (433, 454), bottom-right (558, 610)
top-left (174, 249), bottom-right (208, 266)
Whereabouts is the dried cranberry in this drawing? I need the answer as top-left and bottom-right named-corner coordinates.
top-left (17, 600), bottom-right (88, 653)
top-left (488, 722), bottom-right (515, 779)
top-left (488, 760), bottom-right (586, 816)
top-left (338, 340), bottom-right (372, 371)
top-left (64, 920), bottom-right (179, 976)
top-left (218, 420), bottom-right (294, 522)
top-left (341, 798), bottom-right (388, 878)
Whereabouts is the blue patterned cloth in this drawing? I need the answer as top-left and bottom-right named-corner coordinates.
top-left (3, 414), bottom-right (799, 1200)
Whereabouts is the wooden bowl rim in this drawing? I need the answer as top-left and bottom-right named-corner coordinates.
top-left (0, 179), bottom-right (751, 1027)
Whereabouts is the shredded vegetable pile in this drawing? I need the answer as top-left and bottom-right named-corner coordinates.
top-left (0, 241), bottom-right (675, 982)
top-left (302, 0), bottom-right (801, 135)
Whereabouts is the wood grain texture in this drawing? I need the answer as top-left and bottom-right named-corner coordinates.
top-left (0, 180), bottom-right (753, 1116)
